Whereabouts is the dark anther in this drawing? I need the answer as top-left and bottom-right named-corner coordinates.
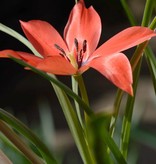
top-left (83, 40), bottom-right (87, 53)
top-left (54, 44), bottom-right (66, 56)
top-left (77, 49), bottom-right (83, 68)
top-left (74, 38), bottom-right (79, 52)
top-left (78, 49), bottom-right (82, 62)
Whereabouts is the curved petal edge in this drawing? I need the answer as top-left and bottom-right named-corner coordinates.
top-left (89, 53), bottom-right (133, 95)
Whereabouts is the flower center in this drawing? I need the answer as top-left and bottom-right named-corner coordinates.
top-left (74, 38), bottom-right (87, 68)
top-left (54, 38), bottom-right (87, 69)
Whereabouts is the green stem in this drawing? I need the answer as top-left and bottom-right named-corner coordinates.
top-left (145, 46), bottom-right (156, 93)
top-left (76, 75), bottom-right (89, 106)
top-left (0, 120), bottom-right (44, 164)
top-left (110, 90), bottom-right (123, 137)
top-left (149, 16), bottom-right (156, 29)
top-left (71, 74), bottom-right (90, 126)
top-left (75, 75), bottom-right (90, 122)
top-left (72, 76), bottom-right (83, 127)
top-left (51, 81), bottom-right (95, 164)
top-left (120, 59), bottom-right (142, 158)
top-left (131, 41), bottom-right (149, 71)
top-left (141, 0), bottom-right (154, 26)
top-left (131, 13), bottom-right (156, 68)
top-left (73, 75), bottom-right (95, 162)
top-left (120, 0), bottom-right (137, 26)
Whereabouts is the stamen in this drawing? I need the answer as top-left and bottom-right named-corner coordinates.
top-left (54, 44), bottom-right (66, 56)
top-left (54, 44), bottom-right (70, 62)
top-left (78, 49), bottom-right (82, 62)
top-left (83, 40), bottom-right (87, 53)
top-left (74, 38), bottom-right (79, 52)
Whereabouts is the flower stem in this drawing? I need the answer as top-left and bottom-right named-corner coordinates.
top-left (141, 0), bottom-right (154, 27)
top-left (145, 46), bottom-right (156, 93)
top-left (75, 75), bottom-right (90, 123)
top-left (149, 16), bottom-right (156, 30)
top-left (130, 8), bottom-right (156, 72)
top-left (51, 79), bottom-right (95, 164)
top-left (72, 76), bottom-right (83, 127)
top-left (0, 120), bottom-right (44, 164)
top-left (76, 75), bottom-right (89, 105)
top-left (110, 90), bottom-right (123, 137)
top-left (72, 75), bottom-right (96, 163)
top-left (72, 74), bottom-right (90, 125)
top-left (131, 41), bottom-right (149, 71)
top-left (120, 0), bottom-right (137, 26)
top-left (120, 59), bottom-right (142, 159)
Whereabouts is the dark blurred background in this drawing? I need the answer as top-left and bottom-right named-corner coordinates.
top-left (0, 0), bottom-right (156, 163)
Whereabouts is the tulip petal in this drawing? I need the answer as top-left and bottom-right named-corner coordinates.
top-left (92, 27), bottom-right (156, 59)
top-left (0, 50), bottom-right (42, 66)
top-left (0, 50), bottom-right (21, 58)
top-left (37, 56), bottom-right (77, 75)
top-left (64, 0), bottom-right (101, 61)
top-left (17, 51), bottom-right (42, 66)
top-left (0, 50), bottom-right (76, 75)
top-left (20, 20), bottom-right (68, 58)
top-left (89, 53), bottom-right (133, 95)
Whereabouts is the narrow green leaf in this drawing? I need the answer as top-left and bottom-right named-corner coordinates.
top-left (120, 59), bottom-right (142, 159)
top-left (120, 0), bottom-right (137, 26)
top-left (145, 46), bottom-right (156, 93)
top-left (88, 114), bottom-right (112, 164)
top-left (0, 108), bottom-right (57, 164)
top-left (130, 42), bottom-right (149, 71)
top-left (0, 120), bottom-right (44, 164)
top-left (0, 132), bottom-right (30, 163)
top-left (149, 16), bottom-right (156, 29)
top-left (141, 0), bottom-right (154, 26)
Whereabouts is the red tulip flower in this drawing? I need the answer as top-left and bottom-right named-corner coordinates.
top-left (0, 0), bottom-right (156, 95)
